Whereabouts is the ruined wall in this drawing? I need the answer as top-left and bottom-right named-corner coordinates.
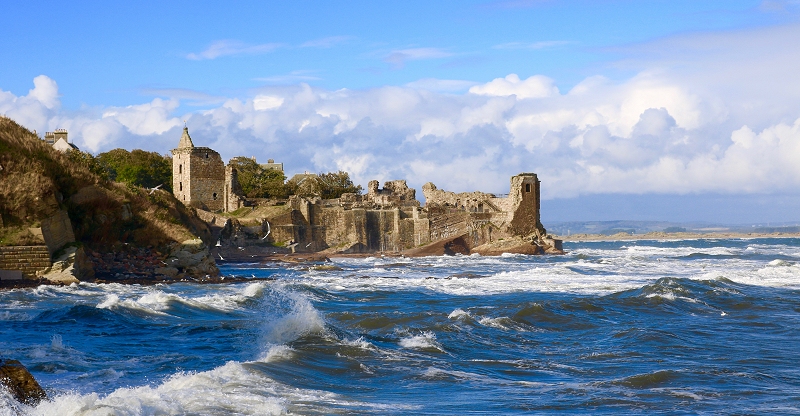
top-left (316, 207), bottom-right (368, 251)
top-left (366, 209), bottom-right (400, 252)
top-left (507, 173), bottom-right (542, 236)
top-left (422, 183), bottom-right (498, 212)
top-left (0, 246), bottom-right (51, 279)
top-left (365, 180), bottom-right (419, 208)
top-left (224, 165), bottom-right (244, 212)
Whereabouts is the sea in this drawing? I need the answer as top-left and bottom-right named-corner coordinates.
top-left (2, 237), bottom-right (800, 415)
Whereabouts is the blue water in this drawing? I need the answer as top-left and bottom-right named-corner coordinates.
top-left (2, 238), bottom-right (800, 414)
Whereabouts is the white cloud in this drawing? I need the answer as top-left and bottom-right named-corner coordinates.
top-left (5, 20), bottom-right (800, 201)
top-left (0, 75), bottom-right (60, 130)
top-left (253, 95), bottom-right (284, 110)
top-left (101, 98), bottom-right (182, 136)
top-left (469, 74), bottom-right (559, 99)
top-left (187, 40), bottom-right (283, 60)
top-left (27, 75), bottom-right (60, 109)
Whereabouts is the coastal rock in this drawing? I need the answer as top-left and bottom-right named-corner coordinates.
top-left (403, 235), bottom-right (471, 256)
top-left (165, 238), bottom-right (219, 277)
top-left (471, 237), bottom-right (542, 256)
top-left (0, 359), bottom-right (47, 406)
top-left (154, 266), bottom-right (179, 278)
top-left (38, 246), bottom-right (93, 283)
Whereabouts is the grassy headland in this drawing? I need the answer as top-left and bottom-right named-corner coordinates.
top-left (0, 116), bottom-right (215, 281)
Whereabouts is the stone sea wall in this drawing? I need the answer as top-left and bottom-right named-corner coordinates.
top-left (0, 246), bottom-right (51, 279)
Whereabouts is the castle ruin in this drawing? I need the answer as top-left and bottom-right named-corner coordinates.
top-left (171, 127), bottom-right (227, 211)
top-left (171, 127), bottom-right (561, 255)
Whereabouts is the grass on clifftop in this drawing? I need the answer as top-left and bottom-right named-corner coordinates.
top-left (0, 116), bottom-right (210, 250)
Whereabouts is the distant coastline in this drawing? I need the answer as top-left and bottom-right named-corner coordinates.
top-left (557, 231), bottom-right (800, 242)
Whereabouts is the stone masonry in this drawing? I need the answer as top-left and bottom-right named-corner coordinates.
top-left (0, 246), bottom-right (52, 279)
top-left (226, 174), bottom-right (556, 254)
top-left (171, 127), bottom-right (226, 211)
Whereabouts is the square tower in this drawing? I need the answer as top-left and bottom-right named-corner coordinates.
top-left (171, 127), bottom-right (226, 211)
top-left (508, 173), bottom-right (542, 236)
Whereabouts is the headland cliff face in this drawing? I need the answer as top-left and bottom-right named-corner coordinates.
top-left (0, 117), bottom-right (218, 284)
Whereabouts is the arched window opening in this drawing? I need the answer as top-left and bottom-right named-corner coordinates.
top-left (179, 164), bottom-right (182, 174)
top-left (525, 183), bottom-right (531, 193)
top-left (205, 153), bottom-right (209, 158)
top-left (179, 182), bottom-right (182, 191)
top-left (213, 192), bottom-right (217, 200)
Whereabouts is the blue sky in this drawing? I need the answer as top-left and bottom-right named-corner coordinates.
top-left (2, 0), bottom-right (800, 224)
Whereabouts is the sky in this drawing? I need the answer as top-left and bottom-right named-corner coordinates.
top-left (2, 0), bottom-right (800, 224)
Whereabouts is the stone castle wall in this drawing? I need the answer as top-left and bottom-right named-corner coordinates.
top-left (216, 173), bottom-right (549, 255)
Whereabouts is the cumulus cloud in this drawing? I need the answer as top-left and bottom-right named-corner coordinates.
top-left (469, 74), bottom-right (559, 99)
top-left (187, 40), bottom-right (283, 60)
top-left (5, 21), bottom-right (800, 200)
top-left (0, 75), bottom-right (60, 131)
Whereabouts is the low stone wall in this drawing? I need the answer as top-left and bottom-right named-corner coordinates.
top-left (0, 246), bottom-right (52, 279)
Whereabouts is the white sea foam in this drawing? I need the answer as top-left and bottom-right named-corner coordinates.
top-left (421, 367), bottom-right (493, 383)
top-left (399, 331), bottom-right (442, 351)
top-left (30, 361), bottom-right (288, 415)
top-left (259, 292), bottom-right (326, 346)
top-left (447, 308), bottom-right (470, 319)
top-left (293, 239), bottom-right (800, 295)
top-left (94, 282), bottom-right (268, 316)
top-left (341, 337), bottom-right (377, 351)
top-left (258, 345), bottom-right (295, 362)
top-left (478, 316), bottom-right (512, 330)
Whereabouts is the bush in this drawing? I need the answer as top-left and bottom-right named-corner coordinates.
top-left (228, 157), bottom-right (288, 198)
top-left (96, 149), bottom-right (172, 191)
top-left (285, 171), bottom-right (362, 199)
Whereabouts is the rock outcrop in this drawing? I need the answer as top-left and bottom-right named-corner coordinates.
top-left (164, 238), bottom-right (219, 278)
top-left (0, 359), bottom-right (47, 406)
top-left (37, 245), bottom-right (93, 283)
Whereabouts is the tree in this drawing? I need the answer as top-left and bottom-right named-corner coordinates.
top-left (285, 170), bottom-right (362, 199)
top-left (228, 157), bottom-right (288, 198)
top-left (66, 150), bottom-right (109, 181)
top-left (317, 171), bottom-right (362, 199)
top-left (96, 149), bottom-right (172, 191)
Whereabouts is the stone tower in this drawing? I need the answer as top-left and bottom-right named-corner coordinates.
top-left (171, 127), bottom-right (225, 211)
top-left (508, 173), bottom-right (543, 236)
